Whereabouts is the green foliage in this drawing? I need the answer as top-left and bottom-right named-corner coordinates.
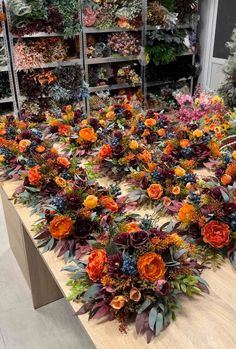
top-left (145, 44), bottom-right (177, 65)
top-left (195, 245), bottom-right (225, 270)
top-left (66, 279), bottom-right (89, 301)
top-left (160, 0), bottom-right (174, 11)
top-left (171, 275), bottom-right (201, 296)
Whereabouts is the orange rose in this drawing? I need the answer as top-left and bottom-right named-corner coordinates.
top-left (0, 128), bottom-right (6, 135)
top-left (202, 220), bottom-right (230, 248)
top-left (124, 222), bottom-right (141, 233)
top-left (87, 249), bottom-right (107, 282)
top-left (129, 140), bottom-right (139, 150)
top-left (148, 162), bottom-right (157, 172)
top-left (232, 151), bottom-right (236, 160)
top-left (0, 155), bottom-right (5, 162)
top-left (58, 124), bottom-right (72, 136)
top-left (19, 139), bottom-right (31, 153)
top-left (35, 145), bottom-right (45, 153)
top-left (110, 296), bottom-right (127, 310)
top-left (57, 157), bottom-right (71, 168)
top-left (79, 127), bottom-right (97, 142)
top-left (178, 202), bottom-right (198, 223)
top-left (49, 215), bottom-right (73, 240)
top-left (55, 176), bottom-right (67, 188)
top-left (106, 111), bottom-right (116, 120)
top-left (180, 139), bottom-right (190, 148)
top-left (142, 129), bottom-right (150, 137)
top-left (137, 252), bottom-right (165, 282)
top-left (129, 288), bottom-right (141, 302)
top-left (138, 150), bottom-right (152, 163)
top-left (226, 163), bottom-right (236, 178)
top-left (172, 186), bottom-right (181, 195)
top-left (144, 118), bottom-right (157, 127)
top-left (147, 184), bottom-right (163, 200)
top-left (174, 166), bottom-right (186, 177)
top-left (50, 119), bottom-right (61, 127)
top-left (164, 143), bottom-right (174, 155)
top-left (99, 144), bottom-right (112, 159)
top-left (83, 195), bottom-right (98, 209)
top-left (221, 174), bottom-right (232, 185)
top-left (28, 165), bottom-right (42, 186)
top-left (157, 128), bottom-right (166, 137)
top-left (100, 196), bottom-right (118, 212)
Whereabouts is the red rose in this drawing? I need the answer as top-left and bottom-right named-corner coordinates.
top-left (201, 220), bottom-right (230, 248)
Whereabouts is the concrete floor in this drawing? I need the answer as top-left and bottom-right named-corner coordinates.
top-left (0, 198), bottom-right (95, 349)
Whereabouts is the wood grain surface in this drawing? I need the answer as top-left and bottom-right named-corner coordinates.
top-left (1, 179), bottom-right (236, 349)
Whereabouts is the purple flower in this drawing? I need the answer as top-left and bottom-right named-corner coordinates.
top-left (74, 217), bottom-right (95, 239)
top-left (113, 233), bottom-right (130, 246)
top-left (130, 231), bottom-right (149, 248)
top-left (112, 145), bottom-right (124, 157)
top-left (155, 280), bottom-right (170, 295)
top-left (107, 253), bottom-right (122, 273)
top-left (149, 228), bottom-right (167, 239)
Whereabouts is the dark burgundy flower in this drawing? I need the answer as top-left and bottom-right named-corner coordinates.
top-left (155, 280), bottom-right (170, 295)
top-left (107, 253), bottom-right (122, 273)
top-left (223, 203), bottom-right (236, 215)
top-left (20, 130), bottom-right (32, 139)
top-left (113, 233), bottom-right (130, 246)
top-left (113, 130), bottom-right (123, 139)
top-left (66, 194), bottom-right (81, 210)
top-left (50, 126), bottom-right (59, 134)
top-left (74, 217), bottom-right (95, 239)
top-left (149, 228), bottom-right (167, 239)
top-left (210, 186), bottom-right (224, 200)
top-left (188, 223), bottom-right (201, 238)
top-left (89, 118), bottom-right (100, 129)
top-left (193, 144), bottom-right (211, 160)
top-left (124, 110), bottom-right (132, 118)
top-left (130, 231), bottom-right (149, 248)
top-left (6, 115), bottom-right (15, 123)
top-left (112, 145), bottom-right (124, 157)
top-left (140, 176), bottom-right (149, 189)
top-left (41, 180), bottom-right (59, 196)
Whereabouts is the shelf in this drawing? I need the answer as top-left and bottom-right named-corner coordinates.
top-left (16, 58), bottom-right (83, 71)
top-left (85, 27), bottom-right (142, 33)
top-left (89, 82), bottom-right (141, 93)
top-left (146, 23), bottom-right (194, 31)
top-left (0, 65), bottom-right (8, 72)
top-left (0, 96), bottom-right (13, 103)
top-left (87, 56), bottom-right (138, 65)
top-left (146, 77), bottom-right (192, 88)
top-left (12, 32), bottom-right (81, 38)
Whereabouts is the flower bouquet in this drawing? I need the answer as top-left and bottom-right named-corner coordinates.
top-left (64, 216), bottom-right (208, 342)
top-left (177, 177), bottom-right (236, 268)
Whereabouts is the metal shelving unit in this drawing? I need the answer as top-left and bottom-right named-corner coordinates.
top-left (5, 0), bottom-right (85, 115)
top-left (0, 0), bottom-right (17, 115)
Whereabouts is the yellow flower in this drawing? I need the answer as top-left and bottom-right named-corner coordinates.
top-left (55, 176), bottom-right (67, 188)
top-left (192, 129), bottom-right (203, 138)
top-left (129, 140), bottom-right (139, 150)
top-left (83, 195), bottom-right (98, 209)
top-left (172, 186), bottom-right (181, 195)
top-left (0, 155), bottom-right (5, 162)
top-left (174, 167), bottom-right (186, 177)
top-left (194, 98), bottom-right (200, 107)
top-left (81, 120), bottom-right (88, 126)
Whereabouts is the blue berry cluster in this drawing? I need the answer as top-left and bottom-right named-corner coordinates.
top-left (27, 159), bottom-right (36, 167)
top-left (157, 120), bottom-right (166, 128)
top-left (6, 127), bottom-right (16, 140)
top-left (181, 147), bottom-right (193, 159)
top-left (182, 173), bottom-right (196, 185)
top-left (0, 147), bottom-right (13, 160)
top-left (152, 170), bottom-right (164, 181)
top-left (122, 255), bottom-right (137, 276)
top-left (111, 137), bottom-right (120, 146)
top-left (31, 128), bottom-right (43, 139)
top-left (61, 170), bottom-right (72, 180)
top-left (166, 132), bottom-right (175, 139)
top-left (189, 192), bottom-right (201, 205)
top-left (52, 196), bottom-right (67, 213)
top-left (140, 216), bottom-right (152, 230)
top-left (202, 134), bottom-right (212, 144)
top-left (115, 108), bottom-right (124, 117)
top-left (138, 122), bottom-right (145, 132)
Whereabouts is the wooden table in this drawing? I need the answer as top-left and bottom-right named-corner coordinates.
top-left (1, 179), bottom-right (236, 349)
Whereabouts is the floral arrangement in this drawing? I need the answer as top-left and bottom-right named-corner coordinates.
top-left (9, 0), bottom-right (81, 38)
top-left (177, 176), bottom-right (236, 268)
top-left (14, 37), bottom-right (69, 71)
top-left (64, 215), bottom-right (208, 342)
top-left (107, 32), bottom-right (140, 57)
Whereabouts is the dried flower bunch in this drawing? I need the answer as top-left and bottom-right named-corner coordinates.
top-left (107, 32), bottom-right (140, 57)
top-left (14, 37), bottom-right (69, 70)
top-left (9, 0), bottom-right (81, 38)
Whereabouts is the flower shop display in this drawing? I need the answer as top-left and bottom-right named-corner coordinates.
top-left (107, 32), bottom-right (141, 57)
top-left (0, 89), bottom-right (235, 343)
top-left (14, 37), bottom-right (69, 70)
top-left (8, 0), bottom-right (81, 38)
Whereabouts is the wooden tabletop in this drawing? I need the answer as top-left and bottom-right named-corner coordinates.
top-left (1, 179), bottom-right (236, 349)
